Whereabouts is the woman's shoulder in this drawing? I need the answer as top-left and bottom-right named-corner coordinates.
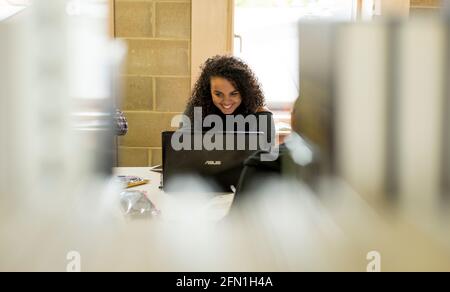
top-left (257, 106), bottom-right (270, 112)
top-left (255, 106), bottom-right (273, 115)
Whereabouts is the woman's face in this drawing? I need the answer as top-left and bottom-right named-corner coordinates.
top-left (210, 77), bottom-right (242, 115)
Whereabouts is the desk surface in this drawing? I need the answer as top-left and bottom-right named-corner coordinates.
top-left (114, 167), bottom-right (235, 221)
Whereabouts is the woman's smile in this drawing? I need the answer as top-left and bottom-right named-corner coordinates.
top-left (211, 77), bottom-right (242, 115)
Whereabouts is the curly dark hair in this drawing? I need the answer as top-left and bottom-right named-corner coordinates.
top-left (185, 55), bottom-right (266, 120)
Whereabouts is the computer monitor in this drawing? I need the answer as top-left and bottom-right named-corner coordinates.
top-left (161, 131), bottom-right (269, 193)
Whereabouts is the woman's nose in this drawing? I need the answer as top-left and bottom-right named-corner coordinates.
top-left (224, 95), bottom-right (233, 102)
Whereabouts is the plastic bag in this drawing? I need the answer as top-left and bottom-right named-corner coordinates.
top-left (120, 190), bottom-right (160, 217)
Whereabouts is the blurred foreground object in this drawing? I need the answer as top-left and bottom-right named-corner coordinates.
top-left (297, 15), bottom-right (449, 208)
top-left (0, 0), bottom-right (128, 271)
top-left (292, 12), bottom-right (450, 270)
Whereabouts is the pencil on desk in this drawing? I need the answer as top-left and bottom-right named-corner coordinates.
top-left (126, 180), bottom-right (150, 188)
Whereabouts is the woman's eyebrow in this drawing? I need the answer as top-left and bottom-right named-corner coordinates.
top-left (212, 89), bottom-right (239, 94)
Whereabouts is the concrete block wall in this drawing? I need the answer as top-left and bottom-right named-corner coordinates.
top-left (114, 0), bottom-right (191, 167)
top-left (410, 0), bottom-right (441, 8)
top-left (410, 0), bottom-right (442, 16)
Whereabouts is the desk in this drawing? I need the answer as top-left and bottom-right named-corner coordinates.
top-left (114, 167), bottom-right (235, 221)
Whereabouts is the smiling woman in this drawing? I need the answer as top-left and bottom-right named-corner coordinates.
top-left (183, 55), bottom-right (274, 142)
top-left (182, 55), bottom-right (275, 148)
top-left (185, 55), bottom-right (268, 119)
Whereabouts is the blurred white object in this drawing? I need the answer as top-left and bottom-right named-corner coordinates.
top-left (0, 0), bottom-right (30, 22)
top-left (335, 22), bottom-right (389, 204)
top-left (0, 6), bottom-right (25, 21)
top-left (0, 0), bottom-right (127, 271)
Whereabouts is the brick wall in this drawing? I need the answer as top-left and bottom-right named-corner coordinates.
top-left (114, 0), bottom-right (191, 167)
top-left (410, 0), bottom-right (442, 16)
top-left (410, 0), bottom-right (441, 8)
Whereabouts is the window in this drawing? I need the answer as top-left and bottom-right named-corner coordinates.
top-left (234, 0), bottom-right (360, 111)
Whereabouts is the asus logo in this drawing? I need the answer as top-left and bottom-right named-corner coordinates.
top-left (205, 161), bottom-right (222, 166)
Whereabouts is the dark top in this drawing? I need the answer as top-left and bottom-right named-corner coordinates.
top-left (183, 104), bottom-right (275, 145)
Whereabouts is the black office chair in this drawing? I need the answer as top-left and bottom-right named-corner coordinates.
top-left (227, 135), bottom-right (321, 219)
